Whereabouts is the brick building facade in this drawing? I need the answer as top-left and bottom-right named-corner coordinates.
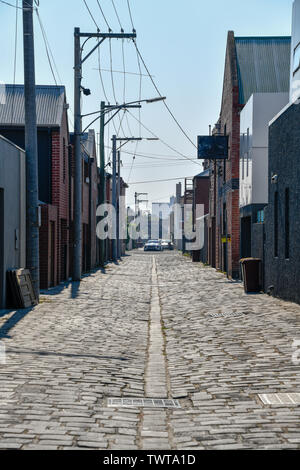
top-left (264, 0), bottom-right (300, 304)
top-left (264, 102), bottom-right (300, 304)
top-left (0, 85), bottom-right (72, 289)
top-left (207, 33), bottom-right (291, 279)
top-left (192, 170), bottom-right (210, 263)
top-left (70, 130), bottom-right (100, 274)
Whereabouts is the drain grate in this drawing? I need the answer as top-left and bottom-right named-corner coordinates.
top-left (209, 312), bottom-right (247, 319)
top-left (258, 393), bottom-right (300, 406)
top-left (107, 398), bottom-right (181, 408)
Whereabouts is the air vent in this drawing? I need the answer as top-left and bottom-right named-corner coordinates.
top-left (107, 398), bottom-right (181, 409)
top-left (258, 393), bottom-right (300, 406)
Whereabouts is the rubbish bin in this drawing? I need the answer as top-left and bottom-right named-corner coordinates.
top-left (192, 250), bottom-right (201, 262)
top-left (240, 258), bottom-right (262, 293)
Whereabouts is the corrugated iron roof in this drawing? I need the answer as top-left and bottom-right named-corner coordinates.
top-left (82, 130), bottom-right (96, 157)
top-left (235, 37), bottom-right (291, 104)
top-left (0, 85), bottom-right (66, 127)
top-left (194, 169), bottom-right (210, 179)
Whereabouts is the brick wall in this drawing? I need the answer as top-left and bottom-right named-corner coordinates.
top-left (192, 176), bottom-right (210, 263)
top-left (90, 157), bottom-right (99, 268)
top-left (69, 138), bottom-right (100, 273)
top-left (264, 102), bottom-right (300, 304)
top-left (50, 109), bottom-right (70, 283)
top-left (208, 31), bottom-right (242, 279)
top-left (39, 204), bottom-right (58, 289)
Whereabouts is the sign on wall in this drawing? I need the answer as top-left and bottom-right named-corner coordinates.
top-left (197, 135), bottom-right (228, 159)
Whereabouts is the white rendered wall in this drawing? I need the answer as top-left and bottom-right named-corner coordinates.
top-left (291, 0), bottom-right (300, 102)
top-left (240, 93), bottom-right (289, 208)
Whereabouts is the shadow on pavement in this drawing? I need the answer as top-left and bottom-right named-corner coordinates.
top-left (6, 348), bottom-right (129, 362)
top-left (0, 307), bottom-right (34, 339)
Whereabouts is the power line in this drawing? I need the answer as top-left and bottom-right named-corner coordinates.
top-left (96, 40), bottom-right (126, 141)
top-left (109, 38), bottom-right (126, 137)
top-left (109, 38), bottom-right (118, 103)
top-left (127, 110), bottom-right (201, 166)
top-left (125, 0), bottom-right (142, 137)
top-left (36, 10), bottom-right (58, 85)
top-left (130, 176), bottom-right (194, 185)
top-left (120, 38), bottom-right (134, 137)
top-left (82, 0), bottom-right (99, 30)
top-left (0, 0), bottom-right (24, 8)
top-left (96, 0), bottom-right (111, 31)
top-left (97, 43), bottom-right (110, 102)
top-left (132, 39), bottom-right (198, 151)
top-left (36, 11), bottom-right (63, 84)
top-left (123, 161), bottom-right (196, 169)
top-left (110, 0), bottom-right (123, 30)
top-left (126, 138), bottom-right (141, 184)
top-left (126, 0), bottom-right (135, 31)
top-left (105, 145), bottom-right (197, 161)
top-left (127, 154), bottom-right (136, 183)
top-left (1, 0), bottom-right (37, 7)
top-left (126, 1), bottom-right (198, 151)
top-left (121, 39), bottom-right (126, 102)
top-left (93, 67), bottom-right (153, 78)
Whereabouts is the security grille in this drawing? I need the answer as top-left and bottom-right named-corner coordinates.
top-left (107, 398), bottom-right (181, 408)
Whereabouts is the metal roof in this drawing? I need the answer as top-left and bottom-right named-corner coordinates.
top-left (82, 130), bottom-right (96, 157)
top-left (0, 133), bottom-right (25, 153)
top-left (70, 132), bottom-right (93, 163)
top-left (194, 169), bottom-right (210, 179)
top-left (0, 85), bottom-right (66, 127)
top-left (235, 37), bottom-right (291, 104)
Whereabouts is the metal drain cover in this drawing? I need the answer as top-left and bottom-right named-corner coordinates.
top-left (209, 312), bottom-right (246, 318)
top-left (258, 393), bottom-right (300, 406)
top-left (107, 398), bottom-right (181, 408)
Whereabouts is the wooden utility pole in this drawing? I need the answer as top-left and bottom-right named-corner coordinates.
top-left (73, 28), bottom-right (136, 279)
top-left (23, 0), bottom-right (40, 298)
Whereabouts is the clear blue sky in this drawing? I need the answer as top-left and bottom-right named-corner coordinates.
top-left (0, 0), bottom-right (294, 208)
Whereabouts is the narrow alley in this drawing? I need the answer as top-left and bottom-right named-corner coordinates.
top-left (0, 251), bottom-right (299, 450)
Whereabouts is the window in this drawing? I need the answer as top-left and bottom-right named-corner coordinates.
top-left (293, 42), bottom-right (300, 75)
top-left (223, 203), bottom-right (227, 235)
top-left (257, 210), bottom-right (264, 224)
top-left (274, 191), bottom-right (278, 257)
top-left (285, 188), bottom-right (290, 259)
top-left (241, 133), bottom-right (245, 180)
top-left (84, 161), bottom-right (89, 179)
top-left (246, 128), bottom-right (250, 177)
top-left (63, 138), bottom-right (66, 183)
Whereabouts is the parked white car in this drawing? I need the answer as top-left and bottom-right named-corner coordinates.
top-left (144, 240), bottom-right (163, 252)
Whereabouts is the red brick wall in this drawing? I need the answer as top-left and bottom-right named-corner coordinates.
top-left (51, 109), bottom-right (70, 283)
top-left (90, 158), bottom-right (98, 268)
top-left (69, 139), bottom-right (101, 273)
top-left (208, 31), bottom-right (243, 279)
top-left (39, 204), bottom-right (58, 289)
top-left (194, 177), bottom-right (210, 214)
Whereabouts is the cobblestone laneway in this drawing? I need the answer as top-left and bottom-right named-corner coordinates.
top-left (0, 251), bottom-right (299, 450)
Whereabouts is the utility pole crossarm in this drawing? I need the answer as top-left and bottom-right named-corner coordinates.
top-left (104, 107), bottom-right (141, 128)
top-left (77, 32), bottom-right (137, 39)
top-left (81, 38), bottom-right (105, 65)
top-left (75, 31), bottom-right (137, 64)
top-left (115, 138), bottom-right (143, 141)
